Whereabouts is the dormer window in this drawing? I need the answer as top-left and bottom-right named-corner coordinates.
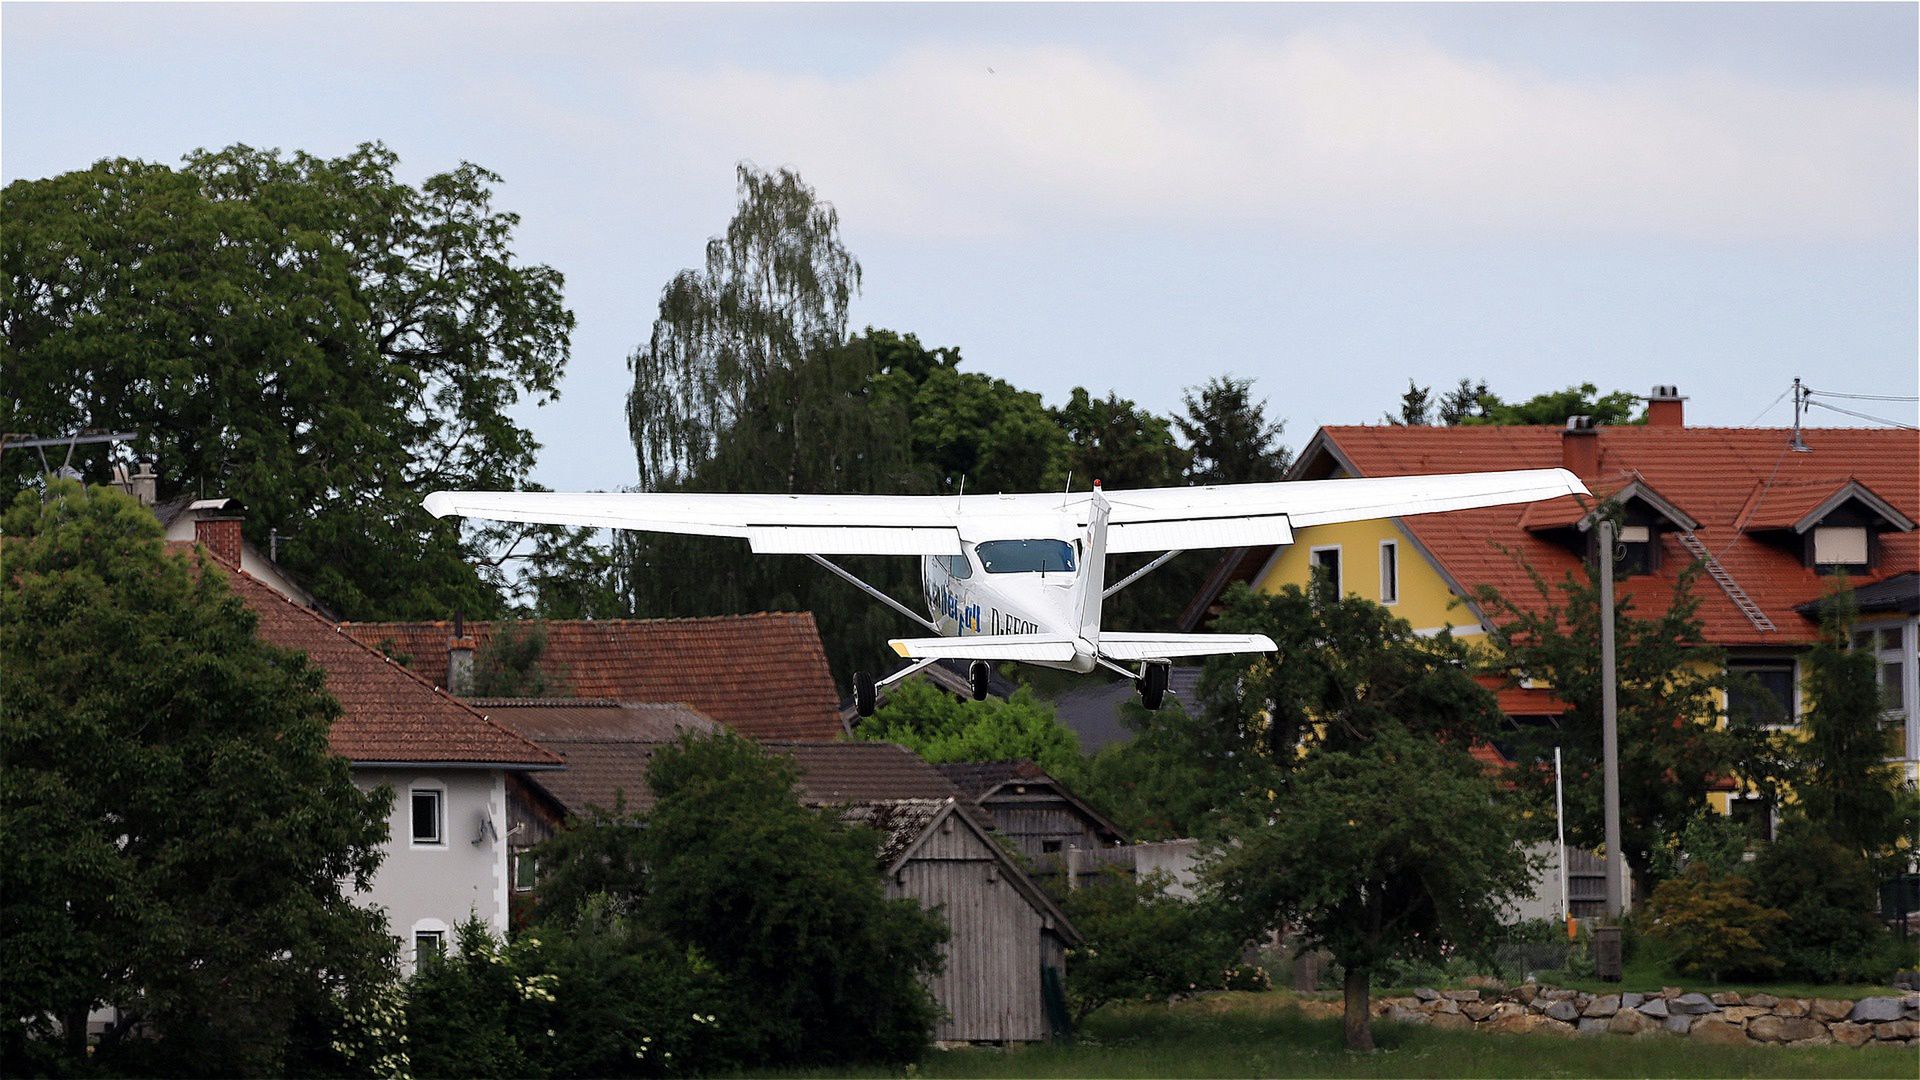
top-left (1811, 525), bottom-right (1869, 571)
top-left (1616, 524), bottom-right (1655, 576)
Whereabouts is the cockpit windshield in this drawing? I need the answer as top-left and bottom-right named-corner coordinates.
top-left (975, 539), bottom-right (1076, 575)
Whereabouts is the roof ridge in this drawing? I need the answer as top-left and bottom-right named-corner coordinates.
top-left (342, 611), bottom-right (818, 631)
top-left (210, 558), bottom-right (561, 766)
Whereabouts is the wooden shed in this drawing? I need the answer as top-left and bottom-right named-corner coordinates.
top-left (937, 761), bottom-right (1129, 885)
top-left (847, 798), bottom-right (1078, 1044)
top-left (493, 732), bottom-right (1079, 1043)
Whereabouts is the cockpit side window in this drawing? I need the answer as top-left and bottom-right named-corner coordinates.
top-left (976, 539), bottom-right (1076, 574)
top-left (946, 552), bottom-right (973, 580)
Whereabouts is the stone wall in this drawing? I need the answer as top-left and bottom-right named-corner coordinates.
top-left (1340, 985), bottom-right (1918, 1047)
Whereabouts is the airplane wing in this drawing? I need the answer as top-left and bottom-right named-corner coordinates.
top-left (1096, 632), bottom-right (1277, 661)
top-left (1099, 468), bottom-right (1586, 552)
top-left (887, 634), bottom-right (1080, 662)
top-left (422, 490), bottom-right (967, 556)
top-left (424, 468), bottom-right (1584, 557)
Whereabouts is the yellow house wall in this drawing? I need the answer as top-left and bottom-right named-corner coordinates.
top-left (1257, 519), bottom-right (1477, 634)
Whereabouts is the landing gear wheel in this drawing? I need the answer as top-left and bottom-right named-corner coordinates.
top-left (1137, 661), bottom-right (1169, 711)
top-left (854, 671), bottom-right (876, 717)
top-left (969, 661), bottom-right (991, 701)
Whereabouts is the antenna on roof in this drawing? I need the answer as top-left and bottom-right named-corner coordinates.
top-left (1061, 471), bottom-right (1072, 508)
top-left (1789, 377), bottom-right (1810, 453)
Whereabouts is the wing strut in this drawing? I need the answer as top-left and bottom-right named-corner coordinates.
top-left (804, 553), bottom-right (940, 634)
top-left (1102, 549), bottom-right (1185, 600)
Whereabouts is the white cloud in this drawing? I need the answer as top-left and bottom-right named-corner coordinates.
top-left (628, 32), bottom-right (1915, 243)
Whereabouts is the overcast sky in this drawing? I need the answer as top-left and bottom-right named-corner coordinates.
top-left (6, 2), bottom-right (1915, 491)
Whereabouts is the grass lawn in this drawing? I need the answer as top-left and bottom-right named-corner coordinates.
top-left (776, 993), bottom-right (1917, 1079)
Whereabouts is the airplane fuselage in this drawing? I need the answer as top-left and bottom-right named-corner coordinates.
top-left (920, 523), bottom-right (1098, 673)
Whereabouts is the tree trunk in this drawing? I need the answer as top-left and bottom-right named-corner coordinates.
top-left (61, 1003), bottom-right (88, 1061)
top-left (1342, 965), bottom-right (1374, 1052)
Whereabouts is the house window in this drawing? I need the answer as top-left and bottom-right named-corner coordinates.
top-left (1812, 526), bottom-right (1869, 569)
top-left (410, 788), bottom-right (444, 846)
top-left (1853, 624), bottom-right (1912, 728)
top-left (513, 851), bottom-right (538, 892)
top-left (1309, 547), bottom-right (1342, 596)
top-left (1727, 796), bottom-right (1774, 843)
top-left (1613, 524), bottom-right (1655, 576)
top-left (1379, 542), bottom-right (1399, 605)
top-left (1726, 660), bottom-right (1795, 727)
top-left (414, 930), bottom-right (446, 964)
top-left (1042, 839), bottom-right (1063, 854)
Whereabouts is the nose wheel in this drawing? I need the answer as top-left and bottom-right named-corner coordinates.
top-left (853, 671), bottom-right (876, 718)
top-left (969, 661), bottom-right (992, 701)
top-left (1137, 661), bottom-right (1169, 711)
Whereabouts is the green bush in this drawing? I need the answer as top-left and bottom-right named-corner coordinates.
top-left (404, 910), bottom-right (738, 1079)
top-left (1641, 867), bottom-right (1786, 982)
top-left (1061, 869), bottom-right (1246, 1021)
top-left (1748, 824), bottom-right (1897, 983)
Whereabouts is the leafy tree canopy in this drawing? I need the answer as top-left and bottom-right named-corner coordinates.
top-left (0, 481), bottom-right (392, 1074)
top-left (1791, 585), bottom-right (1916, 859)
top-left (1066, 699), bottom-right (1268, 841)
top-left (1208, 723), bottom-right (1537, 1051)
top-left (853, 679), bottom-right (1082, 777)
top-left (533, 732), bottom-right (948, 1068)
top-left (1473, 555), bottom-right (1775, 888)
top-left (1201, 583), bottom-right (1505, 768)
top-left (1390, 379), bottom-right (1642, 427)
top-left (1178, 376), bottom-right (1291, 485)
top-left (471, 621), bottom-right (562, 698)
top-left (1, 144), bottom-right (575, 620)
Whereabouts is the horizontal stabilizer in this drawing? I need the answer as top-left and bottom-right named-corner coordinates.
top-left (888, 635), bottom-right (1079, 662)
top-left (1097, 632), bottom-right (1277, 661)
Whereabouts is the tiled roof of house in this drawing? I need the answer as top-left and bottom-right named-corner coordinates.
top-left (525, 739), bottom-right (967, 818)
top-left (468, 699), bottom-right (719, 742)
top-left (933, 760), bottom-right (1047, 799)
top-left (1306, 424), bottom-right (1919, 646)
top-left (341, 614), bottom-right (843, 740)
top-left (839, 799), bottom-right (952, 866)
top-left (173, 544), bottom-right (561, 768)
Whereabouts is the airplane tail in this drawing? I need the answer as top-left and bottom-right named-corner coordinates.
top-left (888, 634), bottom-right (1079, 662)
top-left (1077, 486), bottom-right (1110, 644)
top-left (1097, 632), bottom-right (1277, 661)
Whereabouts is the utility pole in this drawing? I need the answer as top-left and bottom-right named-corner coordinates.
top-left (1599, 517), bottom-right (1624, 919)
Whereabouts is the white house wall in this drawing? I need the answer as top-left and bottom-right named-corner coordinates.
top-left (353, 767), bottom-right (509, 971)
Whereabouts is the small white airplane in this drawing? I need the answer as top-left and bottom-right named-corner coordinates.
top-left (424, 468), bottom-right (1585, 716)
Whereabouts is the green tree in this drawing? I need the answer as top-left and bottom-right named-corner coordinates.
top-left (1066, 700), bottom-right (1267, 841)
top-left (1386, 379), bottom-right (1434, 426)
top-left (1468, 383), bottom-right (1643, 426)
top-left (471, 621), bottom-right (561, 698)
top-left (1175, 376), bottom-right (1291, 485)
top-left (1201, 583), bottom-right (1506, 770)
top-left (1473, 559), bottom-right (1771, 889)
top-left (0, 481), bottom-right (392, 1074)
top-left (1437, 378), bottom-right (1492, 424)
top-left (1058, 870), bottom-right (1246, 1022)
top-left (853, 679), bottom-right (1082, 777)
top-left (877, 351), bottom-right (1067, 494)
top-left (1641, 867), bottom-right (1786, 983)
top-left (1747, 823), bottom-right (1896, 983)
top-left (2, 144), bottom-right (575, 620)
top-left (1208, 723), bottom-right (1537, 1051)
top-left (1793, 585), bottom-right (1913, 857)
top-left (625, 163), bottom-right (861, 492)
top-left (635, 733), bottom-right (947, 1067)
top-left (1052, 387), bottom-right (1189, 491)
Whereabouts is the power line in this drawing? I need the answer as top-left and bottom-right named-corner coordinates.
top-left (1805, 398), bottom-right (1918, 430)
top-left (1742, 387), bottom-right (1791, 426)
top-left (1802, 387), bottom-right (1920, 402)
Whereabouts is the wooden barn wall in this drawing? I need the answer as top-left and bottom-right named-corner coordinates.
top-left (892, 826), bottom-right (1047, 1042)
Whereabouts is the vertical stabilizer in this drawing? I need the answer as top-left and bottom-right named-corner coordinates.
top-left (1078, 485), bottom-right (1109, 644)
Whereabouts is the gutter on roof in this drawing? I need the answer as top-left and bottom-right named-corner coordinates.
top-left (349, 759), bottom-right (566, 771)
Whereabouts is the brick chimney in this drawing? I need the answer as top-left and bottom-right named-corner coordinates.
top-left (447, 612), bottom-right (476, 696)
top-left (1646, 385), bottom-right (1686, 428)
top-left (194, 512), bottom-right (245, 567)
top-left (1562, 415), bottom-right (1599, 476)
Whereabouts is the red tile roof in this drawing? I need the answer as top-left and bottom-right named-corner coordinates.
top-left (341, 615), bottom-right (844, 740)
top-left (1309, 424), bottom-right (1919, 646)
top-left (172, 544), bottom-right (561, 767)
